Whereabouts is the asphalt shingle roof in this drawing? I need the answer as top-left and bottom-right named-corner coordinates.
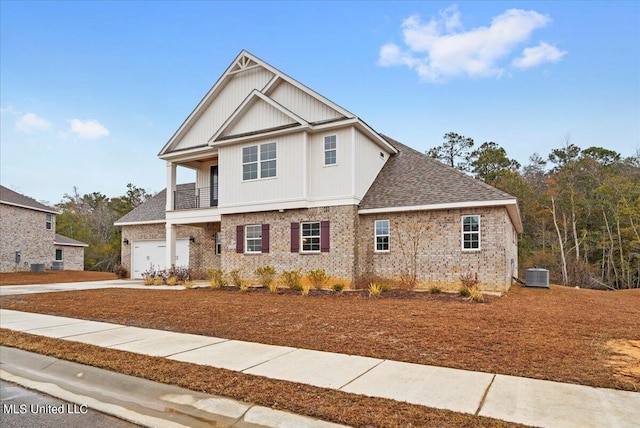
top-left (54, 234), bottom-right (88, 247)
top-left (0, 185), bottom-right (59, 214)
top-left (114, 183), bottom-right (195, 224)
top-left (359, 135), bottom-right (516, 210)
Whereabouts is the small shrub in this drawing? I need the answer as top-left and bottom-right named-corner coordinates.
top-left (467, 286), bottom-right (484, 302)
top-left (183, 280), bottom-right (193, 289)
top-left (239, 282), bottom-right (249, 292)
top-left (307, 269), bottom-right (327, 289)
top-left (141, 266), bottom-right (157, 285)
top-left (255, 265), bottom-right (277, 289)
top-left (207, 268), bottom-right (227, 288)
top-left (460, 271), bottom-right (480, 288)
top-left (166, 276), bottom-right (178, 286)
top-left (429, 285), bottom-right (441, 294)
top-left (113, 264), bottom-right (128, 279)
top-left (369, 283), bottom-right (386, 297)
top-left (458, 285), bottom-right (471, 297)
top-left (281, 269), bottom-right (303, 291)
top-left (332, 283), bottom-right (344, 292)
top-left (229, 269), bottom-right (244, 287)
top-left (300, 283), bottom-right (311, 296)
top-left (143, 276), bottom-right (154, 286)
top-left (153, 277), bottom-right (163, 286)
top-left (166, 265), bottom-right (190, 283)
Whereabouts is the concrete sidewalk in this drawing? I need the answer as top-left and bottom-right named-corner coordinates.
top-left (0, 279), bottom-right (175, 296)
top-left (1, 308), bottom-right (639, 428)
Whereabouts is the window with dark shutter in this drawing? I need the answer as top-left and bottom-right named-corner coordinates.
top-left (236, 225), bottom-right (244, 253)
top-left (320, 221), bottom-right (330, 252)
top-left (291, 223), bottom-right (300, 253)
top-left (262, 224), bottom-right (270, 253)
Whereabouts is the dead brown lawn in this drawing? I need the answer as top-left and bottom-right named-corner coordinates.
top-left (0, 270), bottom-right (116, 285)
top-left (1, 284), bottom-right (638, 392)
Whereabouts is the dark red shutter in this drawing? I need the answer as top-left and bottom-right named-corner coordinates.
top-left (291, 223), bottom-right (300, 253)
top-left (321, 221), bottom-right (330, 252)
top-left (236, 225), bottom-right (244, 253)
top-left (262, 224), bottom-right (270, 253)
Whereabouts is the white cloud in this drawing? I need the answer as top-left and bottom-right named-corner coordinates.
top-left (512, 42), bottom-right (567, 69)
top-left (69, 119), bottom-right (110, 139)
top-left (378, 5), bottom-right (565, 82)
top-left (15, 112), bottom-right (51, 133)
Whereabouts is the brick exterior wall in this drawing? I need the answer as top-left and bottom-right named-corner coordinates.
top-left (54, 245), bottom-right (85, 271)
top-left (120, 222), bottom-right (220, 278)
top-left (120, 205), bottom-right (517, 291)
top-left (0, 204), bottom-right (57, 272)
top-left (357, 207), bottom-right (517, 292)
top-left (220, 205), bottom-right (358, 287)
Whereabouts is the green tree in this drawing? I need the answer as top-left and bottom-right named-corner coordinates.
top-left (469, 141), bottom-right (521, 185)
top-left (427, 132), bottom-right (474, 171)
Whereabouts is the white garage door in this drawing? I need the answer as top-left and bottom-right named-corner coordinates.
top-left (131, 239), bottom-right (189, 279)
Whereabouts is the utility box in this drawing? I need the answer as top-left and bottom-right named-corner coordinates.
top-left (30, 263), bottom-right (45, 272)
top-left (526, 268), bottom-right (550, 288)
top-left (15, 251), bottom-right (21, 264)
top-left (51, 261), bottom-right (64, 270)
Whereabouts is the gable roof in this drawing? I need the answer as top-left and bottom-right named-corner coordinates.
top-left (114, 183), bottom-right (194, 225)
top-left (54, 234), bottom-right (88, 247)
top-left (359, 136), bottom-right (523, 232)
top-left (0, 185), bottom-right (59, 214)
top-left (158, 50), bottom-right (396, 156)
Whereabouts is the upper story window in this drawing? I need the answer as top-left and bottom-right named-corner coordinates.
top-left (462, 215), bottom-right (480, 250)
top-left (324, 135), bottom-right (337, 165)
top-left (301, 222), bottom-right (321, 253)
top-left (46, 214), bottom-right (52, 230)
top-left (243, 142), bottom-right (277, 181)
top-left (375, 220), bottom-right (390, 252)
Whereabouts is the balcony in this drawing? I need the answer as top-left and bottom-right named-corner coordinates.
top-left (174, 185), bottom-right (218, 210)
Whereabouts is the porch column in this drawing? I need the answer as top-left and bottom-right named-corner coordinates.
top-left (166, 223), bottom-right (176, 269)
top-left (166, 161), bottom-right (176, 211)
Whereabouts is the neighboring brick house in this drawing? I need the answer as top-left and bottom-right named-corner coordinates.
top-left (0, 185), bottom-right (87, 272)
top-left (115, 51), bottom-right (522, 291)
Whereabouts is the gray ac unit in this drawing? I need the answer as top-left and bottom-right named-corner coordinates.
top-left (526, 268), bottom-right (549, 288)
top-left (51, 261), bottom-right (64, 270)
top-left (30, 263), bottom-right (45, 272)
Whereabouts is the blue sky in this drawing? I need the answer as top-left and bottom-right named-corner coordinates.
top-left (1, 1), bottom-right (638, 205)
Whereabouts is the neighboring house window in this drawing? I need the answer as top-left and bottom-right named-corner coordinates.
top-left (46, 214), bottom-right (52, 230)
top-left (375, 220), bottom-right (390, 252)
top-left (301, 222), bottom-right (321, 253)
top-left (215, 232), bottom-right (222, 255)
top-left (462, 215), bottom-right (481, 250)
top-left (324, 135), bottom-right (336, 165)
top-left (243, 142), bottom-right (277, 180)
top-left (236, 224), bottom-right (270, 254)
top-left (55, 249), bottom-right (63, 261)
top-left (290, 221), bottom-right (330, 253)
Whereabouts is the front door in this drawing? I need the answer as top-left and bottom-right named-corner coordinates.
top-left (210, 165), bottom-right (219, 207)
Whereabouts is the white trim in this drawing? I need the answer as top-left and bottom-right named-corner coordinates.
top-left (461, 215), bottom-right (481, 251)
top-left (0, 201), bottom-right (60, 215)
top-left (374, 219), bottom-right (390, 253)
top-left (54, 242), bottom-right (89, 248)
top-left (358, 199), bottom-right (518, 214)
top-left (323, 134), bottom-right (337, 166)
top-left (302, 131), bottom-right (308, 199)
top-left (244, 224), bottom-right (262, 254)
top-left (351, 127), bottom-right (356, 197)
top-left (241, 141), bottom-right (277, 181)
top-left (114, 219), bottom-right (166, 227)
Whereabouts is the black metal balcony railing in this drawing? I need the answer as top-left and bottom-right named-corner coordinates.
top-left (174, 185), bottom-right (218, 210)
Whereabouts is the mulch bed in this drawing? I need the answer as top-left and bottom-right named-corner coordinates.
top-left (1, 284), bottom-right (638, 392)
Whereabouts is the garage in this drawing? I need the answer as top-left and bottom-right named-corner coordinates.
top-left (131, 239), bottom-right (189, 279)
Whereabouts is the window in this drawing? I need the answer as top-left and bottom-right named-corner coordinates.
top-left (243, 142), bottom-right (277, 180)
top-left (215, 232), bottom-right (222, 255)
top-left (375, 220), bottom-right (390, 252)
top-left (46, 214), bottom-right (52, 230)
top-left (245, 225), bottom-right (262, 253)
top-left (55, 249), bottom-right (63, 261)
top-left (301, 222), bottom-right (321, 252)
top-left (324, 135), bottom-right (336, 165)
top-left (462, 215), bottom-right (480, 250)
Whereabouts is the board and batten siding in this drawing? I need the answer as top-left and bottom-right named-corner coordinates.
top-left (219, 133), bottom-right (304, 207)
top-left (269, 80), bottom-right (343, 123)
top-left (354, 129), bottom-right (388, 200)
top-left (307, 128), bottom-right (353, 201)
top-left (174, 67), bottom-right (275, 151)
top-left (223, 99), bottom-right (297, 137)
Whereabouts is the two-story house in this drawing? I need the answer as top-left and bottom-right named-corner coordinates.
top-left (116, 51), bottom-right (522, 291)
top-left (0, 185), bottom-right (87, 272)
